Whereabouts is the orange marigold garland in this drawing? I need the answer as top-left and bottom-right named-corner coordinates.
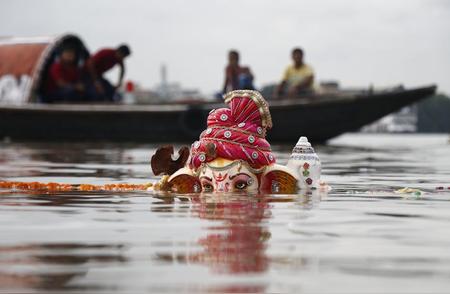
top-left (0, 181), bottom-right (153, 193)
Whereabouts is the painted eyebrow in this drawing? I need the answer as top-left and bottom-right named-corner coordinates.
top-left (229, 173), bottom-right (251, 180)
top-left (199, 176), bottom-right (212, 181)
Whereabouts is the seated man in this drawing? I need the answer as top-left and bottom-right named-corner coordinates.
top-left (85, 44), bottom-right (131, 101)
top-left (43, 46), bottom-right (85, 103)
top-left (222, 50), bottom-right (254, 94)
top-left (275, 47), bottom-right (314, 99)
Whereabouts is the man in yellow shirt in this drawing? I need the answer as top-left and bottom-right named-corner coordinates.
top-left (275, 48), bottom-right (314, 99)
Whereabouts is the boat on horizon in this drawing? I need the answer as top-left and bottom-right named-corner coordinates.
top-left (0, 34), bottom-right (437, 143)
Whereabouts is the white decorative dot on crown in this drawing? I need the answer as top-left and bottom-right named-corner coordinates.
top-left (269, 154), bottom-right (274, 160)
top-left (238, 122), bottom-right (246, 128)
top-left (224, 131), bottom-right (232, 138)
top-left (257, 127), bottom-right (263, 135)
top-left (206, 128), bottom-right (212, 134)
top-left (220, 114), bottom-right (228, 121)
top-left (252, 152), bottom-right (258, 159)
top-left (248, 135), bottom-right (255, 144)
top-left (199, 154), bottom-right (206, 162)
top-left (194, 141), bottom-right (200, 149)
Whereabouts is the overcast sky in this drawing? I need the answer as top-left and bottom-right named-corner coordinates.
top-left (1, 0), bottom-right (449, 95)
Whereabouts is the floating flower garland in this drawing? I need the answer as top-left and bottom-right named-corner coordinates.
top-left (0, 181), bottom-right (155, 192)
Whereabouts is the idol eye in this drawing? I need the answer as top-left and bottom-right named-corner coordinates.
top-left (234, 181), bottom-right (248, 190)
top-left (202, 183), bottom-right (213, 192)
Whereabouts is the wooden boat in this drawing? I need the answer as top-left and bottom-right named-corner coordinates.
top-left (0, 34), bottom-right (437, 143)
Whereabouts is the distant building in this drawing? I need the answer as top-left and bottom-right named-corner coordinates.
top-left (153, 64), bottom-right (202, 102)
top-left (361, 106), bottom-right (417, 133)
top-left (124, 64), bottom-right (203, 104)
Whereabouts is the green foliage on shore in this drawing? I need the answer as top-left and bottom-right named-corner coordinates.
top-left (417, 94), bottom-right (450, 133)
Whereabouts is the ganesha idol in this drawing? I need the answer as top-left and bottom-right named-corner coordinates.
top-left (151, 90), bottom-right (322, 194)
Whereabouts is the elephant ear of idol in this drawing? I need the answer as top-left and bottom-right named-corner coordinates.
top-left (167, 168), bottom-right (201, 194)
top-left (260, 165), bottom-right (298, 194)
top-left (151, 145), bottom-right (190, 176)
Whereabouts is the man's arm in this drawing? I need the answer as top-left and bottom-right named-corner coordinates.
top-left (295, 74), bottom-right (314, 91)
top-left (274, 67), bottom-right (290, 99)
top-left (243, 66), bottom-right (253, 80)
top-left (116, 61), bottom-right (125, 88)
top-left (86, 59), bottom-right (98, 81)
top-left (55, 78), bottom-right (69, 88)
top-left (286, 74), bottom-right (314, 98)
top-left (54, 76), bottom-right (84, 92)
top-left (86, 59), bottom-right (104, 94)
top-left (274, 80), bottom-right (287, 99)
top-left (223, 67), bottom-right (230, 94)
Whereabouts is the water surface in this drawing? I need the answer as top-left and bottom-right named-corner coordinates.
top-left (0, 134), bottom-right (449, 293)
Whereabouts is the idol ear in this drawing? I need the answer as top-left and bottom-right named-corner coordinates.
top-left (167, 167), bottom-right (201, 193)
top-left (151, 145), bottom-right (190, 176)
top-left (260, 164), bottom-right (298, 194)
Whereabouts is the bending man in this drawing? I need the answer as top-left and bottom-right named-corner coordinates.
top-left (85, 44), bottom-right (131, 101)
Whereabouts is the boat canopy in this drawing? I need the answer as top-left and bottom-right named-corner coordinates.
top-left (0, 34), bottom-right (89, 103)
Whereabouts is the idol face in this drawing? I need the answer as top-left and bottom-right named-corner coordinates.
top-left (198, 158), bottom-right (261, 193)
top-left (167, 158), bottom-right (299, 194)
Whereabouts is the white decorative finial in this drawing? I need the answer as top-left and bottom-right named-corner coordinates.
top-left (296, 136), bottom-right (311, 147)
top-left (288, 136), bottom-right (321, 190)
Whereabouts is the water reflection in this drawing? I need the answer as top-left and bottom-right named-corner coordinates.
top-left (155, 195), bottom-right (271, 272)
top-left (0, 142), bottom-right (126, 164)
top-left (0, 243), bottom-right (126, 291)
top-left (152, 192), bottom-right (321, 293)
top-left (0, 192), bottom-right (134, 210)
top-left (153, 194), bottom-right (271, 293)
top-left (0, 142), bottom-right (157, 180)
top-left (190, 194), bottom-right (270, 274)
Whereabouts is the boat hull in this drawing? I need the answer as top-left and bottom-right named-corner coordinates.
top-left (0, 86), bottom-right (437, 143)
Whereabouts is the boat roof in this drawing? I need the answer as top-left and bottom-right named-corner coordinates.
top-left (0, 34), bottom-right (90, 103)
top-left (0, 35), bottom-right (56, 45)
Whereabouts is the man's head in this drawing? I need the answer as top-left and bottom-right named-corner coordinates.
top-left (59, 46), bottom-right (77, 65)
top-left (116, 44), bottom-right (131, 60)
top-left (291, 47), bottom-right (304, 66)
top-left (228, 50), bottom-right (240, 66)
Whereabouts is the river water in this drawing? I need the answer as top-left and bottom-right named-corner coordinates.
top-left (0, 134), bottom-right (449, 293)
